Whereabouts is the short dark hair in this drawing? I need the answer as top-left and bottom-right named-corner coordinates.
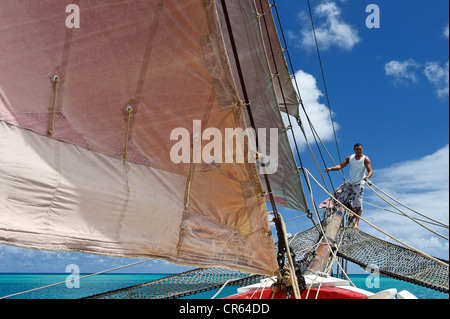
top-left (354, 143), bottom-right (363, 149)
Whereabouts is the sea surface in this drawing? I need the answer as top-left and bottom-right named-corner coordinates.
top-left (0, 273), bottom-right (447, 299)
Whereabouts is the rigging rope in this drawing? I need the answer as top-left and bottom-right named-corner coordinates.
top-left (367, 182), bottom-right (448, 240)
top-left (368, 182), bottom-right (449, 229)
top-left (306, 0), bottom-right (342, 165)
top-left (48, 75), bottom-right (60, 137)
top-left (123, 106), bottom-right (133, 163)
top-left (364, 201), bottom-right (449, 229)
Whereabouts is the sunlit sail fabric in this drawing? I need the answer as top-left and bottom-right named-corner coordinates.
top-left (0, 0), bottom-right (281, 275)
top-left (256, 0), bottom-right (300, 118)
top-left (216, 0), bottom-right (308, 212)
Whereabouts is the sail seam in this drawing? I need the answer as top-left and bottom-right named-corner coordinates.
top-left (133, 0), bottom-right (165, 107)
top-left (45, 166), bottom-right (62, 232)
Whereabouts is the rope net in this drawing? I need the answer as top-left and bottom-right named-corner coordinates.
top-left (87, 224), bottom-right (448, 299)
top-left (86, 268), bottom-right (263, 299)
top-left (335, 228), bottom-right (449, 293)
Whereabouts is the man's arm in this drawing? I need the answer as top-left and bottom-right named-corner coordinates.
top-left (325, 156), bottom-right (350, 173)
top-left (364, 156), bottom-right (373, 180)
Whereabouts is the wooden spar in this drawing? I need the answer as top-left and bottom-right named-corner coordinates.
top-left (305, 208), bottom-right (345, 275)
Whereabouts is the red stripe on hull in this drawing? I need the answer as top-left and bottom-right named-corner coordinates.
top-left (223, 286), bottom-right (368, 299)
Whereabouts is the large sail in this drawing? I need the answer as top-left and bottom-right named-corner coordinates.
top-left (0, 0), bottom-right (280, 275)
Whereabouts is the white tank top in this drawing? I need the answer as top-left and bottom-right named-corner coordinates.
top-left (349, 154), bottom-right (366, 184)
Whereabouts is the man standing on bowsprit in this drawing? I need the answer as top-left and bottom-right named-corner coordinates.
top-left (325, 143), bottom-right (373, 230)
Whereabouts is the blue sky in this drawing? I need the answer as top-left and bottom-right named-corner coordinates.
top-left (1, 0), bottom-right (448, 277)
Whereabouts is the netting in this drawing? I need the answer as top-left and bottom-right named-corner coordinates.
top-left (86, 268), bottom-right (263, 299)
top-left (335, 228), bottom-right (449, 293)
top-left (87, 226), bottom-right (448, 299)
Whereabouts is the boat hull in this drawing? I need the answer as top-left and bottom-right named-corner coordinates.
top-left (223, 286), bottom-right (368, 299)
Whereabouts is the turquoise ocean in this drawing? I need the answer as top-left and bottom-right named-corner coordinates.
top-left (0, 273), bottom-right (447, 299)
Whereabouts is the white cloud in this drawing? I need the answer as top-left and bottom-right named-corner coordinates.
top-left (283, 70), bottom-right (339, 150)
top-left (290, 1), bottom-right (360, 51)
top-left (362, 145), bottom-right (449, 259)
top-left (424, 61), bottom-right (449, 98)
top-left (384, 23), bottom-right (449, 98)
top-left (385, 59), bottom-right (449, 98)
top-left (384, 59), bottom-right (421, 85)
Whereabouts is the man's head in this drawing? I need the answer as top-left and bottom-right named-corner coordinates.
top-left (354, 143), bottom-right (363, 155)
